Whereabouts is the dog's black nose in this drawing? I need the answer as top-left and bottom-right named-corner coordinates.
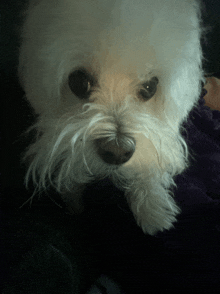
top-left (95, 137), bottom-right (135, 165)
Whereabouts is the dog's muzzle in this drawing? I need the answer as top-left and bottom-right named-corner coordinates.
top-left (95, 137), bottom-right (136, 165)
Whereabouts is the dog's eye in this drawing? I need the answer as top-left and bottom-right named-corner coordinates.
top-left (68, 69), bottom-right (95, 99)
top-left (138, 77), bottom-right (159, 101)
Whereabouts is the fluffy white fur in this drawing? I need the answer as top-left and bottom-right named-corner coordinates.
top-left (19, 0), bottom-right (204, 235)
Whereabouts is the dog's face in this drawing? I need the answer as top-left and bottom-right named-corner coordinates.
top-left (60, 65), bottom-right (163, 177)
top-left (19, 0), bottom-right (203, 194)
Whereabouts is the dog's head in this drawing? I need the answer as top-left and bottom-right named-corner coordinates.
top-left (19, 0), bottom-right (204, 192)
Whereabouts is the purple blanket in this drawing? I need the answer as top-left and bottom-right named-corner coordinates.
top-left (157, 92), bottom-right (220, 290)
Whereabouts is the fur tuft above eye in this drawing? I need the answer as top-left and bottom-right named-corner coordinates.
top-left (68, 69), bottom-right (96, 99)
top-left (138, 77), bottom-right (159, 101)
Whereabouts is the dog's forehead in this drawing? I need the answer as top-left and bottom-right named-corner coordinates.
top-left (89, 13), bottom-right (158, 80)
top-left (91, 33), bottom-right (157, 84)
top-left (84, 0), bottom-right (190, 80)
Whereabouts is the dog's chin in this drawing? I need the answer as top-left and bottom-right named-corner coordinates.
top-left (64, 140), bottom-right (182, 236)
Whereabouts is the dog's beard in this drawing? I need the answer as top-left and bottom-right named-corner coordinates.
top-left (24, 97), bottom-right (188, 194)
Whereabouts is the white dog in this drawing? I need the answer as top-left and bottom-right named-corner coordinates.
top-left (19, 0), bottom-right (204, 235)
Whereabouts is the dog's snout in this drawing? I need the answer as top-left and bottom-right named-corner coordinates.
top-left (95, 137), bottom-right (135, 165)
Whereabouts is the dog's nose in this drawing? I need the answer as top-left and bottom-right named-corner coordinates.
top-left (95, 137), bottom-right (135, 165)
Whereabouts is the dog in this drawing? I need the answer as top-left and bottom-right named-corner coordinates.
top-left (19, 0), bottom-right (204, 235)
